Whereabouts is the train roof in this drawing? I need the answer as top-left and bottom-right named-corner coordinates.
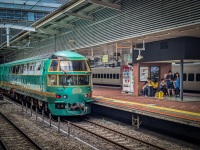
top-left (0, 50), bottom-right (87, 66)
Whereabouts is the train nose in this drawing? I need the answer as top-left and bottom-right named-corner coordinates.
top-left (67, 94), bottom-right (85, 111)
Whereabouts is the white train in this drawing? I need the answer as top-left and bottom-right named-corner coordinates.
top-left (92, 63), bottom-right (200, 93)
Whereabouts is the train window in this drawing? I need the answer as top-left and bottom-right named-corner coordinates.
top-left (59, 60), bottom-right (88, 71)
top-left (23, 64), bottom-right (29, 74)
top-left (98, 74), bottom-right (100, 78)
top-left (12, 66), bottom-right (16, 74)
top-left (113, 74), bottom-right (116, 79)
top-left (110, 73), bottom-right (113, 79)
top-left (93, 74), bottom-right (97, 78)
top-left (19, 65), bottom-right (24, 74)
top-left (92, 74), bottom-right (95, 78)
top-left (183, 73), bottom-right (187, 81)
top-left (15, 65), bottom-right (20, 74)
top-left (188, 73), bottom-right (194, 81)
top-left (196, 74), bottom-right (200, 81)
top-left (50, 60), bottom-right (58, 71)
top-left (35, 61), bottom-right (41, 75)
top-left (117, 74), bottom-right (120, 79)
top-left (59, 75), bottom-right (90, 86)
top-left (107, 74), bottom-right (109, 79)
top-left (104, 74), bottom-right (106, 79)
top-left (101, 74), bottom-right (103, 78)
top-left (48, 75), bottom-right (57, 86)
top-left (23, 65), bottom-right (27, 74)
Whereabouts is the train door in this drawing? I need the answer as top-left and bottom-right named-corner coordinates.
top-left (40, 61), bottom-right (46, 92)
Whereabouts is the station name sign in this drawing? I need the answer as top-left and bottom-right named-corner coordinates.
top-left (102, 54), bottom-right (109, 63)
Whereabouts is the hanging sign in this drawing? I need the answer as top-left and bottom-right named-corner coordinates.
top-left (102, 54), bottom-right (109, 63)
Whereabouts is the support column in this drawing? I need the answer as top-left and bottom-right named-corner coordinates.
top-left (180, 59), bottom-right (184, 100)
top-left (6, 28), bottom-right (10, 47)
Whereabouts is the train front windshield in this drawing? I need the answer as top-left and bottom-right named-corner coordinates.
top-left (60, 60), bottom-right (88, 71)
top-left (59, 75), bottom-right (90, 86)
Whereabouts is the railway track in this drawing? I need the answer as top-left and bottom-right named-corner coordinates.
top-left (64, 119), bottom-right (166, 150)
top-left (0, 112), bottom-right (42, 150)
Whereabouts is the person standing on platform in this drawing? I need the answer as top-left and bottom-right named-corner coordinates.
top-left (174, 72), bottom-right (180, 97)
top-left (142, 78), bottom-right (152, 97)
top-left (166, 70), bottom-right (174, 96)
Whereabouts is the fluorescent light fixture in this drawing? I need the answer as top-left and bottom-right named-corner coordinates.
top-left (179, 27), bottom-right (199, 32)
top-left (155, 33), bottom-right (170, 37)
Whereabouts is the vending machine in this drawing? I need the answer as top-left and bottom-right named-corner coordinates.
top-left (122, 65), bottom-right (134, 94)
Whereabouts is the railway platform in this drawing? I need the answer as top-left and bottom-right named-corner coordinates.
top-left (92, 86), bottom-right (200, 128)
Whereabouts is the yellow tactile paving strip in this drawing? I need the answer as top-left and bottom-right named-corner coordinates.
top-left (93, 96), bottom-right (200, 122)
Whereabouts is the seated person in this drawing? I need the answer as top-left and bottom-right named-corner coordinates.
top-left (142, 78), bottom-right (152, 97)
top-left (67, 76), bottom-right (73, 85)
top-left (151, 78), bottom-right (158, 96)
top-left (159, 78), bottom-right (167, 96)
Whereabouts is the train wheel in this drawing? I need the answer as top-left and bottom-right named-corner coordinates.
top-left (51, 115), bottom-right (58, 122)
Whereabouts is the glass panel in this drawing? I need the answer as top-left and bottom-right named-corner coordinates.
top-left (59, 60), bottom-right (88, 71)
top-left (183, 73), bottom-right (187, 81)
top-left (188, 73), bottom-right (194, 81)
top-left (12, 66), bottom-right (16, 73)
top-left (49, 60), bottom-right (58, 71)
top-left (19, 64), bottom-right (24, 74)
top-left (107, 74), bottom-right (109, 79)
top-left (15, 65), bottom-right (20, 74)
top-left (35, 61), bottom-right (41, 75)
top-left (113, 74), bottom-right (116, 79)
top-left (48, 75), bottom-right (57, 86)
top-left (101, 74), bottom-right (103, 78)
top-left (59, 75), bottom-right (90, 86)
top-left (110, 73), bottom-right (113, 79)
top-left (104, 74), bottom-right (106, 79)
top-left (196, 74), bottom-right (200, 81)
top-left (117, 74), bottom-right (120, 79)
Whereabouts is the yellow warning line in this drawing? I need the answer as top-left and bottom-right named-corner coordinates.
top-left (93, 96), bottom-right (200, 117)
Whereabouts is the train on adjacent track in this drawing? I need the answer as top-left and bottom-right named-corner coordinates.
top-left (92, 63), bottom-right (200, 93)
top-left (0, 51), bottom-right (93, 116)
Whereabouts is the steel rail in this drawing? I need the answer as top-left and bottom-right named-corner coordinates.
top-left (0, 138), bottom-right (8, 150)
top-left (83, 119), bottom-right (166, 150)
top-left (63, 120), bottom-right (131, 150)
top-left (0, 112), bottom-right (43, 150)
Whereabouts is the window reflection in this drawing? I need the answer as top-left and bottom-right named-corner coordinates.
top-left (50, 60), bottom-right (58, 71)
top-left (60, 60), bottom-right (88, 71)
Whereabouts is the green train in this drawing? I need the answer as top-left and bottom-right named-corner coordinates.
top-left (0, 51), bottom-right (93, 116)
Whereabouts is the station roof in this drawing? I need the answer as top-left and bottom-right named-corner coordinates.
top-left (0, 0), bottom-right (200, 60)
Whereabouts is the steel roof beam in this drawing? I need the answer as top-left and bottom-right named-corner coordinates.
top-left (63, 12), bottom-right (93, 20)
top-left (0, 24), bottom-right (35, 32)
top-left (50, 21), bottom-right (75, 28)
top-left (36, 28), bottom-right (59, 35)
top-left (36, 0), bottom-right (88, 28)
top-left (86, 0), bottom-right (121, 10)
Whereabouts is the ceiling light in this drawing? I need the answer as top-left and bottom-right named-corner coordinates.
top-left (155, 33), bottom-right (170, 37)
top-left (179, 27), bottom-right (199, 32)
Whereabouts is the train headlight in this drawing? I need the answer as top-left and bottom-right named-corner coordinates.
top-left (63, 95), bottom-right (68, 99)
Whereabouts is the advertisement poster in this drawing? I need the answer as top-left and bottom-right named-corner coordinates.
top-left (140, 67), bottom-right (148, 81)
